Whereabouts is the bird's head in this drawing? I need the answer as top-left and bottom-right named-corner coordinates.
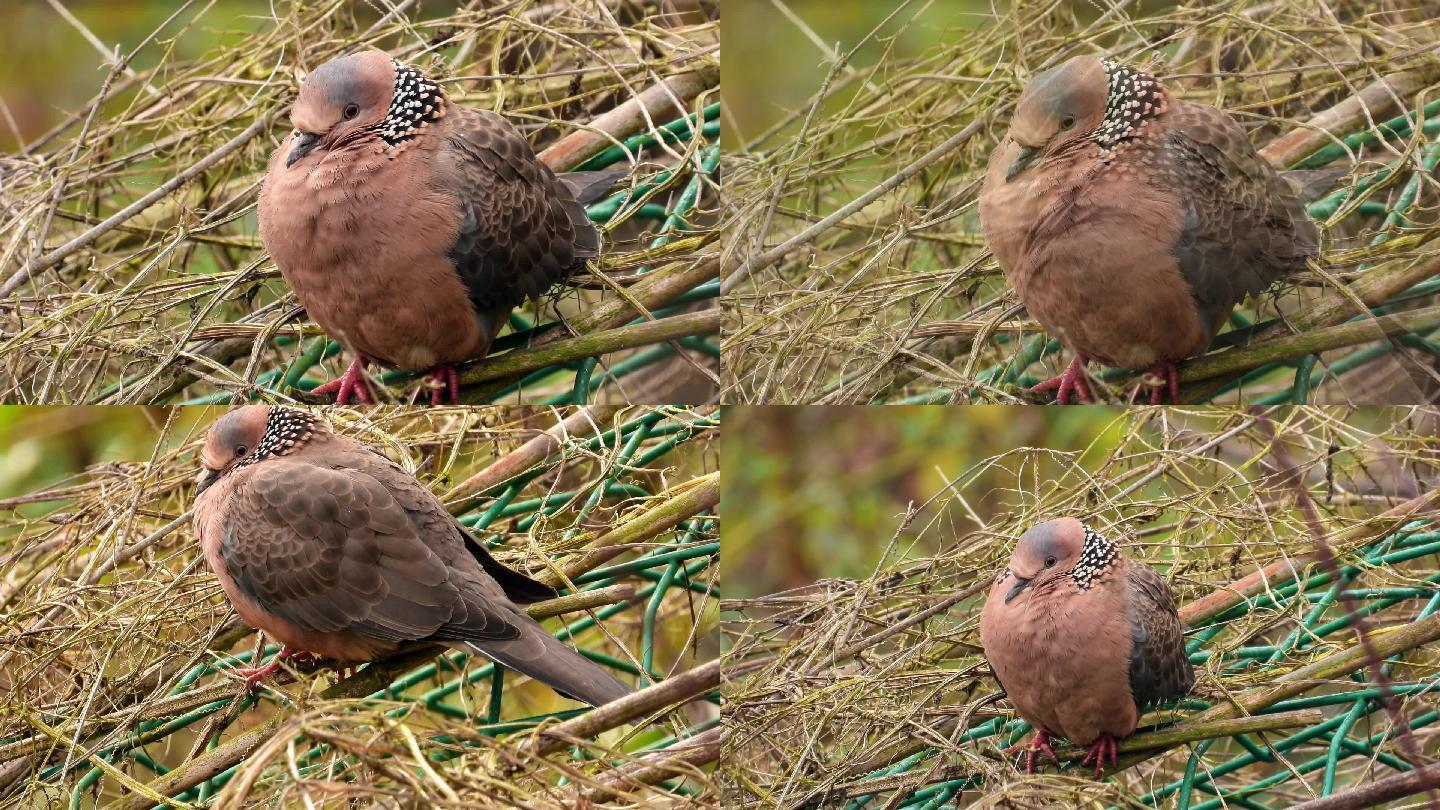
top-left (1000, 55), bottom-right (1168, 182)
top-left (1000, 517), bottom-right (1120, 603)
top-left (284, 49), bottom-right (447, 168)
top-left (196, 406), bottom-right (322, 495)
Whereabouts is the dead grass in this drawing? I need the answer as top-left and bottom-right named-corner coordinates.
top-left (0, 0), bottom-right (720, 405)
top-left (721, 406), bottom-right (1440, 808)
top-left (722, 0), bottom-right (1440, 404)
top-left (0, 404), bottom-right (720, 808)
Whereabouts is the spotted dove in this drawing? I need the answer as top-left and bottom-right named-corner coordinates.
top-left (978, 518), bottom-right (1194, 775)
top-left (979, 56), bottom-right (1329, 404)
top-left (258, 50), bottom-right (623, 404)
top-left (192, 405), bottom-right (633, 707)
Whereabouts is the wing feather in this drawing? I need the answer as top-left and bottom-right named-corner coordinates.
top-left (1163, 102), bottom-right (1319, 334)
top-left (221, 461), bottom-right (521, 645)
top-left (1125, 563), bottom-right (1195, 711)
top-left (439, 108), bottom-right (598, 313)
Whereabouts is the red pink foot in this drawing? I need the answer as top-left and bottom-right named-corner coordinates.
top-left (1030, 355), bottom-right (1095, 404)
top-left (1080, 734), bottom-right (1119, 776)
top-left (311, 357), bottom-right (373, 404)
top-left (1002, 728), bottom-right (1061, 774)
top-left (426, 364), bottom-right (460, 405)
top-left (233, 648), bottom-right (320, 688)
top-left (1139, 361), bottom-right (1181, 405)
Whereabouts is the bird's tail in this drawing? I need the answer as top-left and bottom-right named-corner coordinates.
top-left (557, 168), bottom-right (629, 261)
top-left (457, 618), bottom-right (633, 708)
top-left (1280, 167), bottom-right (1348, 202)
top-left (560, 168), bottom-right (629, 205)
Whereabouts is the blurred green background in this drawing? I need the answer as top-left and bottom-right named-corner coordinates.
top-left (0, 1), bottom-right (269, 153)
top-left (0, 407), bottom-right (208, 522)
top-left (722, 0), bottom-right (993, 147)
top-left (723, 405), bottom-right (1132, 597)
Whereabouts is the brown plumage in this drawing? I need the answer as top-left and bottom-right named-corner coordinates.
top-left (192, 405), bottom-right (632, 707)
top-left (978, 518), bottom-right (1194, 775)
top-left (979, 56), bottom-right (1329, 404)
top-left (258, 50), bottom-right (623, 404)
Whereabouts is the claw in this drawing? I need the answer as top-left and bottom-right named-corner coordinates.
top-left (1002, 728), bottom-right (1061, 774)
top-left (232, 647), bottom-right (319, 688)
top-left (1137, 361), bottom-right (1181, 405)
top-left (1030, 355), bottom-right (1095, 404)
top-left (311, 357), bottom-right (373, 404)
top-left (1080, 734), bottom-right (1119, 776)
top-left (426, 364), bottom-right (460, 405)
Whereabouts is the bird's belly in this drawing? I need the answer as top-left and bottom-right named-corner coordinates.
top-left (297, 258), bottom-right (486, 369)
top-left (201, 536), bottom-right (396, 663)
top-left (1000, 597), bottom-right (1139, 744)
top-left (1014, 196), bottom-right (1209, 368)
top-left (266, 186), bottom-right (485, 369)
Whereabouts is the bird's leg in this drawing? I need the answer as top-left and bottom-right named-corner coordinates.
top-left (233, 647), bottom-right (320, 687)
top-left (1030, 355), bottom-right (1095, 404)
top-left (1080, 734), bottom-right (1119, 776)
top-left (310, 356), bottom-right (374, 404)
top-left (1137, 361), bottom-right (1181, 405)
top-left (425, 364), bottom-right (460, 405)
top-left (1002, 728), bottom-right (1061, 774)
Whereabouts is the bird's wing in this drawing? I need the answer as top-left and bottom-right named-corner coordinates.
top-left (1124, 562), bottom-right (1195, 711)
top-left (220, 460), bottom-right (523, 645)
top-left (339, 445), bottom-right (559, 606)
top-left (1161, 102), bottom-right (1319, 333)
top-left (438, 107), bottom-right (597, 313)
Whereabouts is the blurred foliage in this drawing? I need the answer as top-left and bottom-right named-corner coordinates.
top-left (0, 407), bottom-right (211, 522)
top-left (0, 0), bottom-right (268, 152)
top-left (724, 405), bottom-right (1129, 597)
top-left (722, 405), bottom-right (1429, 598)
top-left (722, 0), bottom-right (990, 147)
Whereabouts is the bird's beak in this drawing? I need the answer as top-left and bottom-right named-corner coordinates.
top-left (1005, 145), bottom-right (1038, 182)
top-left (1004, 575), bottom-right (1031, 604)
top-left (194, 468), bottom-right (220, 497)
top-left (286, 131), bottom-right (321, 167)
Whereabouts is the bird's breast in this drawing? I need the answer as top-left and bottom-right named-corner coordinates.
top-left (258, 147), bottom-right (487, 369)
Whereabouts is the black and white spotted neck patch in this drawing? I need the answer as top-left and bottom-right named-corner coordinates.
top-left (1091, 60), bottom-right (1168, 152)
top-left (1070, 525), bottom-right (1119, 590)
top-left (238, 407), bottom-right (324, 469)
top-left (374, 60), bottom-right (446, 145)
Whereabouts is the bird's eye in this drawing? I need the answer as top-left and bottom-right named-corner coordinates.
top-left (343, 104), bottom-right (359, 120)
top-left (1045, 557), bottom-right (1057, 567)
top-left (1060, 116), bottom-right (1075, 129)
top-left (234, 445), bottom-right (248, 458)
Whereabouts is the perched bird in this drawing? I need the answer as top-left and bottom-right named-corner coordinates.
top-left (978, 518), bottom-right (1194, 775)
top-left (192, 405), bottom-right (633, 707)
top-left (258, 50), bottom-right (623, 404)
top-left (979, 56), bottom-right (1329, 404)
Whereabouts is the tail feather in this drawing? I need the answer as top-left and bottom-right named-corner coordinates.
top-left (559, 168), bottom-right (629, 205)
top-left (1280, 167), bottom-right (1348, 202)
top-left (557, 168), bottom-right (627, 262)
top-left (457, 622), bottom-right (633, 708)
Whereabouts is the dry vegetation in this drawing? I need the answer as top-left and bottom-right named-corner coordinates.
top-left (722, 0), bottom-right (1440, 404)
top-left (0, 0), bottom-right (720, 405)
top-left (0, 404), bottom-right (720, 807)
top-left (722, 406), bottom-right (1440, 807)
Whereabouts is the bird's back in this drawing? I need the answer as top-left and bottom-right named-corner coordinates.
top-left (1122, 558), bottom-right (1196, 710)
top-left (1146, 99), bottom-right (1320, 335)
top-left (437, 106), bottom-right (601, 314)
